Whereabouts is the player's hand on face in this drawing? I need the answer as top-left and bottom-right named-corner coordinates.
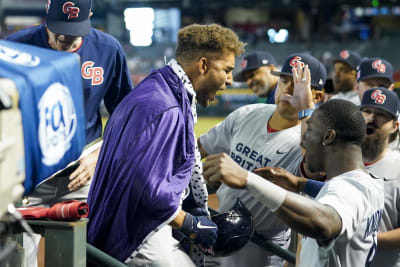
top-left (280, 64), bottom-right (315, 112)
top-left (68, 148), bottom-right (100, 191)
top-left (203, 153), bottom-right (248, 189)
top-left (254, 166), bottom-right (306, 193)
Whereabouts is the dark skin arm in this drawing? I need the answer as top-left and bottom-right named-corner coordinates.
top-left (203, 153), bottom-right (342, 242)
top-left (377, 228), bottom-right (400, 249)
top-left (254, 166), bottom-right (309, 193)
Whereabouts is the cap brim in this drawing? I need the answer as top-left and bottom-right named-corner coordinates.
top-left (358, 74), bottom-right (394, 83)
top-left (271, 71), bottom-right (292, 77)
top-left (47, 19), bottom-right (91, 37)
top-left (233, 67), bottom-right (258, 82)
top-left (271, 71), bottom-right (324, 90)
top-left (360, 104), bottom-right (397, 119)
top-left (332, 59), bottom-right (355, 69)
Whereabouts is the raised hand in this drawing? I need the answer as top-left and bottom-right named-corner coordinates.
top-left (279, 64), bottom-right (315, 112)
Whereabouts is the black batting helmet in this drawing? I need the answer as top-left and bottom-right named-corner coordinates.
top-left (210, 199), bottom-right (254, 257)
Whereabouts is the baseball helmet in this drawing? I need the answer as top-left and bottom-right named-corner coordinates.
top-left (210, 199), bottom-right (254, 257)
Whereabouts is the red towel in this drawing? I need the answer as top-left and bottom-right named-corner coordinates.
top-left (17, 200), bottom-right (89, 221)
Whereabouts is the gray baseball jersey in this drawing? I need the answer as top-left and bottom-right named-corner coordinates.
top-left (367, 150), bottom-right (400, 267)
top-left (299, 170), bottom-right (384, 267)
top-left (329, 91), bottom-right (360, 105)
top-left (200, 104), bottom-right (302, 233)
top-left (200, 104), bottom-right (302, 266)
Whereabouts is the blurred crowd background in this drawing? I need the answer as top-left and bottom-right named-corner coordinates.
top-left (2, 0), bottom-right (400, 119)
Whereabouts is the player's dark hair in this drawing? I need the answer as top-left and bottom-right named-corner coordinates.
top-left (315, 99), bottom-right (366, 146)
top-left (176, 24), bottom-right (245, 64)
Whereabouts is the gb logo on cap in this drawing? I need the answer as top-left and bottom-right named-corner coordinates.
top-left (372, 60), bottom-right (386, 73)
top-left (63, 2), bottom-right (80, 19)
top-left (289, 56), bottom-right (304, 69)
top-left (241, 59), bottom-right (248, 70)
top-left (340, 50), bottom-right (349, 59)
top-left (371, 89), bottom-right (386, 104)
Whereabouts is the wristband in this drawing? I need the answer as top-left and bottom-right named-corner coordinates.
top-left (298, 108), bottom-right (315, 120)
top-left (304, 179), bottom-right (325, 198)
top-left (246, 171), bottom-right (287, 212)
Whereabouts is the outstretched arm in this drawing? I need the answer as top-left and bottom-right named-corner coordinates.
top-left (377, 228), bottom-right (400, 249)
top-left (203, 153), bottom-right (342, 241)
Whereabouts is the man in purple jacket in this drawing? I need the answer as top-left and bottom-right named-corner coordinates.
top-left (87, 24), bottom-right (245, 266)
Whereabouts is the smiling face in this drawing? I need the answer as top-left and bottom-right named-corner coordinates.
top-left (243, 65), bottom-right (277, 97)
top-left (301, 112), bottom-right (327, 173)
top-left (361, 106), bottom-right (398, 161)
top-left (195, 50), bottom-right (235, 107)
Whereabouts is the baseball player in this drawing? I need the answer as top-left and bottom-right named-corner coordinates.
top-left (87, 24), bottom-right (245, 266)
top-left (7, 0), bottom-right (133, 195)
top-left (198, 53), bottom-right (326, 267)
top-left (234, 51), bottom-right (279, 104)
top-left (256, 87), bottom-right (400, 266)
top-left (203, 64), bottom-right (384, 267)
top-left (355, 57), bottom-right (394, 102)
top-left (355, 57), bottom-right (399, 150)
top-left (329, 49), bottom-right (361, 104)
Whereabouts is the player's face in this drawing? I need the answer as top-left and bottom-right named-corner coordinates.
top-left (196, 50), bottom-right (235, 107)
top-left (47, 28), bottom-right (81, 51)
top-left (361, 107), bottom-right (398, 160)
top-left (356, 77), bottom-right (392, 101)
top-left (333, 62), bottom-right (356, 93)
top-left (274, 75), bottom-right (298, 120)
top-left (301, 112), bottom-right (326, 173)
top-left (243, 66), bottom-right (276, 97)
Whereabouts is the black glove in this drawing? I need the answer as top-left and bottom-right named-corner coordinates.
top-left (180, 213), bottom-right (218, 249)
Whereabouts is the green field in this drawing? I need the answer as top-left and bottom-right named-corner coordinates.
top-left (102, 116), bottom-right (225, 137)
top-left (195, 116), bottom-right (224, 137)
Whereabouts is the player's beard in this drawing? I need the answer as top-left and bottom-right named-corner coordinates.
top-left (333, 78), bottom-right (354, 93)
top-left (361, 126), bottom-right (388, 162)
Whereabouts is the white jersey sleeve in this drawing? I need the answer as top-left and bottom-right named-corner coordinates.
top-left (299, 170), bottom-right (384, 267)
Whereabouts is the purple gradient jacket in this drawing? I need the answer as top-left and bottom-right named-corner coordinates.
top-left (87, 65), bottom-right (195, 261)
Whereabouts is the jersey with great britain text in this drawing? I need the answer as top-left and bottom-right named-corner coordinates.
top-left (367, 150), bottom-right (400, 267)
top-left (7, 24), bottom-right (133, 144)
top-left (299, 169), bottom-right (384, 267)
top-left (200, 104), bottom-right (302, 234)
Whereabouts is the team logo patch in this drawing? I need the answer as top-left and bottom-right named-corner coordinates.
top-left (38, 83), bottom-right (77, 166)
top-left (63, 1), bottom-right (80, 19)
top-left (241, 59), bottom-right (248, 69)
top-left (289, 56), bottom-right (304, 69)
top-left (81, 61), bottom-right (104, 85)
top-left (371, 60), bottom-right (386, 73)
top-left (370, 89), bottom-right (386, 104)
top-left (339, 50), bottom-right (350, 59)
top-left (0, 45), bottom-right (40, 67)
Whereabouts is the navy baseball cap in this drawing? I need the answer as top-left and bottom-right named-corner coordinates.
top-left (234, 51), bottom-right (277, 82)
top-left (271, 53), bottom-right (327, 91)
top-left (333, 50), bottom-right (361, 70)
top-left (46, 0), bottom-right (92, 37)
top-left (357, 58), bottom-right (394, 83)
top-left (361, 87), bottom-right (400, 119)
